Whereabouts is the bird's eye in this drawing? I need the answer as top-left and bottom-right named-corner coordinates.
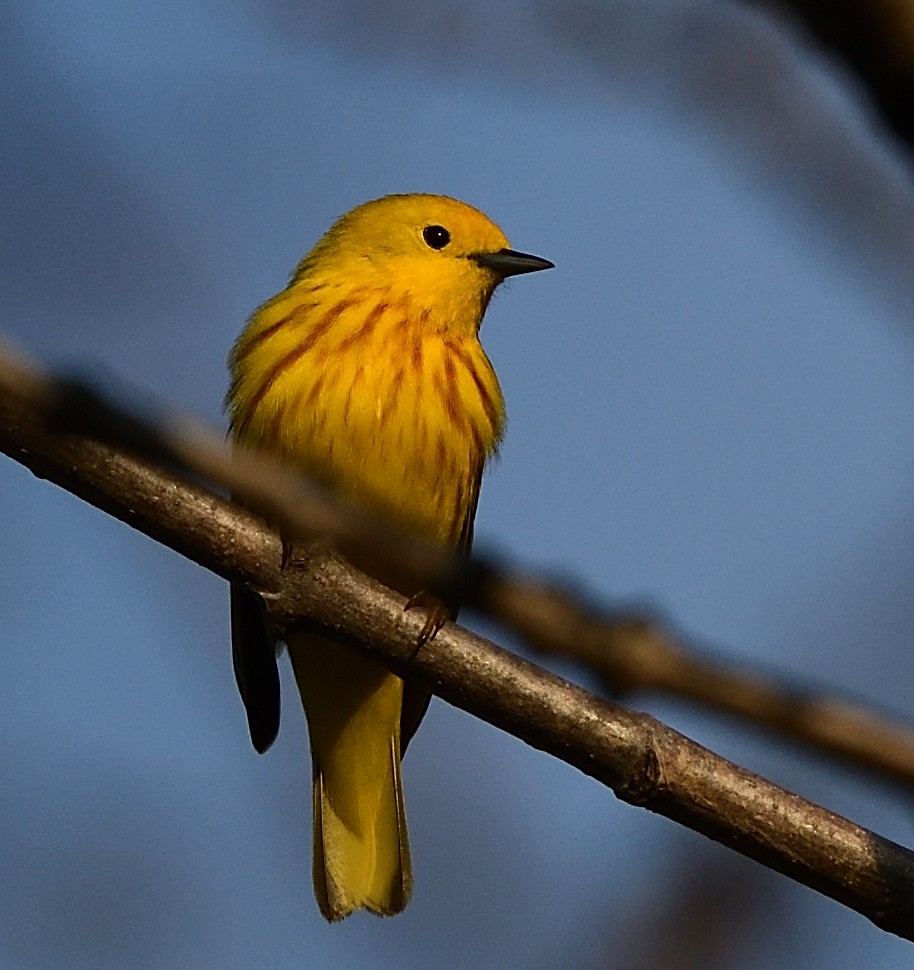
top-left (422, 225), bottom-right (450, 250)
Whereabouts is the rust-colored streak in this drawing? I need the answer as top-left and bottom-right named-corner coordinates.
top-left (342, 379), bottom-right (356, 425)
top-left (450, 340), bottom-right (500, 431)
top-left (410, 337), bottom-right (424, 372)
top-left (390, 364), bottom-right (406, 397)
top-left (265, 400), bottom-right (287, 448)
top-left (335, 299), bottom-right (389, 355)
top-left (415, 417), bottom-right (428, 455)
top-left (466, 421), bottom-right (483, 461)
top-left (379, 366), bottom-right (407, 430)
top-left (434, 431), bottom-right (448, 477)
top-left (450, 478), bottom-right (468, 542)
top-left (231, 308), bottom-right (307, 366)
top-left (389, 298), bottom-right (413, 343)
top-left (243, 299), bottom-right (356, 420)
top-left (301, 373), bottom-right (327, 414)
top-left (439, 351), bottom-right (461, 427)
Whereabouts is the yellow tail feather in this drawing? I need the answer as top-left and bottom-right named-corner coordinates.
top-left (289, 633), bottom-right (412, 921)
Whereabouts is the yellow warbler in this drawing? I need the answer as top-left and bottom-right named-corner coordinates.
top-left (227, 193), bottom-right (552, 921)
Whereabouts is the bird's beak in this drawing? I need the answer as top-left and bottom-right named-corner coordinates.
top-left (469, 248), bottom-right (554, 277)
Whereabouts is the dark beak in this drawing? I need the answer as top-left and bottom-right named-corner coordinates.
top-left (469, 248), bottom-right (554, 277)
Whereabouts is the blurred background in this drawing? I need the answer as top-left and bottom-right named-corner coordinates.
top-left (3, 1), bottom-right (914, 966)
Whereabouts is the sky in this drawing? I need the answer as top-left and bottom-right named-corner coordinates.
top-left (3, 1), bottom-right (914, 967)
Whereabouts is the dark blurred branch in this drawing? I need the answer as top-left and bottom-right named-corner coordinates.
top-left (598, 852), bottom-right (771, 970)
top-left (3, 341), bottom-right (914, 938)
top-left (523, 611), bottom-right (914, 789)
top-left (749, 0), bottom-right (914, 150)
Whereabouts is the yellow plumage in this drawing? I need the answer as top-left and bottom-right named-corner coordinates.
top-left (227, 193), bottom-right (551, 921)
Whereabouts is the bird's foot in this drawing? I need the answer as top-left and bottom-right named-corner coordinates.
top-left (404, 591), bottom-right (451, 652)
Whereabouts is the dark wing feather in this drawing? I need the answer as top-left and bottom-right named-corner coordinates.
top-left (231, 583), bottom-right (281, 753)
top-left (455, 465), bottom-right (483, 559)
top-left (400, 466), bottom-right (483, 752)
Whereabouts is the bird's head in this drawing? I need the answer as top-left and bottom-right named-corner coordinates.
top-left (295, 194), bottom-right (552, 336)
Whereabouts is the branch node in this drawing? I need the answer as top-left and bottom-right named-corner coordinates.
top-left (616, 734), bottom-right (666, 807)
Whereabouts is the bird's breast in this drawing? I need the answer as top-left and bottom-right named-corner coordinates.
top-left (232, 294), bottom-right (504, 547)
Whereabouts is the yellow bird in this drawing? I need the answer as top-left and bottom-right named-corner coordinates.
top-left (227, 193), bottom-right (552, 921)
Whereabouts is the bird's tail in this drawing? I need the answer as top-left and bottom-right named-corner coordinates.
top-left (288, 633), bottom-right (412, 921)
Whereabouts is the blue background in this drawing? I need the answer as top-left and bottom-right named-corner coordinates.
top-left (3, 1), bottom-right (914, 966)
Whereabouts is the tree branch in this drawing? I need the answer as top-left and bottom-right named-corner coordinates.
top-left (519, 607), bottom-right (914, 790)
top-left (2, 341), bottom-right (914, 938)
top-left (747, 0), bottom-right (914, 152)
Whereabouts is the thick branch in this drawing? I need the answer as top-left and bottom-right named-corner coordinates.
top-left (515, 600), bottom-right (914, 790)
top-left (3, 349), bottom-right (914, 935)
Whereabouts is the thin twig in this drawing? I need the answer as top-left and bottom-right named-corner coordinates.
top-left (510, 590), bottom-right (914, 789)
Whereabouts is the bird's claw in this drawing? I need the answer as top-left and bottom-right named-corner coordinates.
top-left (404, 591), bottom-right (450, 654)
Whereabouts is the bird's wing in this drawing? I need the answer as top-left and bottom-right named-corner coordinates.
top-left (456, 464), bottom-right (483, 559)
top-left (231, 583), bottom-right (281, 753)
top-left (399, 465), bottom-right (483, 751)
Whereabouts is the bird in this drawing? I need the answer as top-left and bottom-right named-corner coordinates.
top-left (226, 193), bottom-right (552, 921)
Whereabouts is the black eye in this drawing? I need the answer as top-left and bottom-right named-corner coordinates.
top-left (422, 225), bottom-right (450, 250)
